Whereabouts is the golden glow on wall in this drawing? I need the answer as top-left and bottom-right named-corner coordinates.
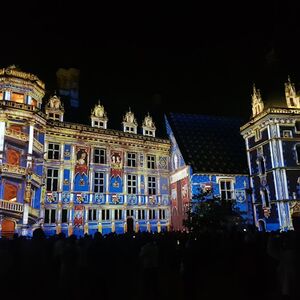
top-left (11, 93), bottom-right (24, 103)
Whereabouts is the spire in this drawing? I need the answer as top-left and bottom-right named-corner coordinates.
top-left (251, 84), bottom-right (264, 117)
top-left (285, 76), bottom-right (300, 108)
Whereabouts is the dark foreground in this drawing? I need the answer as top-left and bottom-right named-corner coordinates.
top-left (1, 229), bottom-right (300, 300)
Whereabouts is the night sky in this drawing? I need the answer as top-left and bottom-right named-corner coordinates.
top-left (2, 1), bottom-right (300, 137)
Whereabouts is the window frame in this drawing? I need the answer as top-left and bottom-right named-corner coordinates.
top-left (46, 168), bottom-right (59, 191)
top-left (94, 171), bottom-right (104, 193)
top-left (94, 148), bottom-right (106, 164)
top-left (219, 179), bottom-right (234, 200)
top-left (127, 174), bottom-right (137, 194)
top-left (148, 176), bottom-right (156, 195)
top-left (147, 155), bottom-right (156, 169)
top-left (47, 143), bottom-right (60, 160)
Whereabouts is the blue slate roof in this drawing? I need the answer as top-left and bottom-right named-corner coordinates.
top-left (167, 113), bottom-right (249, 174)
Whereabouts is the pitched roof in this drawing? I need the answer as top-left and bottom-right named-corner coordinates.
top-left (167, 112), bottom-right (248, 174)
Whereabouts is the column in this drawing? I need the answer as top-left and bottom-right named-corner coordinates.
top-left (0, 117), bottom-right (5, 164)
top-left (84, 207), bottom-right (89, 234)
top-left (124, 174), bottom-right (127, 204)
top-left (0, 214), bottom-right (3, 238)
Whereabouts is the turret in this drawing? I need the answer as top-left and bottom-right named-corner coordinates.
top-left (285, 76), bottom-right (300, 108)
top-left (251, 84), bottom-right (264, 117)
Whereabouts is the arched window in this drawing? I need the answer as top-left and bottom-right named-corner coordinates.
top-left (295, 144), bottom-right (300, 164)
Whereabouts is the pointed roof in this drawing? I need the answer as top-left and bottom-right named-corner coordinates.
top-left (167, 112), bottom-right (248, 174)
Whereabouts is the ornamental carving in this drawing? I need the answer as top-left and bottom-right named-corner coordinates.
top-left (123, 109), bottom-right (137, 126)
top-left (46, 95), bottom-right (63, 110)
top-left (91, 101), bottom-right (107, 119)
top-left (143, 113), bottom-right (156, 130)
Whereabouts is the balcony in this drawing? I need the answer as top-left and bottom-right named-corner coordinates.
top-left (1, 163), bottom-right (26, 177)
top-left (5, 128), bottom-right (29, 142)
top-left (0, 200), bottom-right (40, 219)
top-left (33, 138), bottom-right (44, 152)
top-left (0, 199), bottom-right (23, 214)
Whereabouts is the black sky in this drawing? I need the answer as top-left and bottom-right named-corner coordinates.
top-left (2, 1), bottom-right (300, 137)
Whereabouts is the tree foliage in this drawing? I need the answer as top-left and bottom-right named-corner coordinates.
top-left (183, 189), bottom-right (246, 233)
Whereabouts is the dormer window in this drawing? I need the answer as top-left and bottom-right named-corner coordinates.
top-left (142, 113), bottom-right (156, 137)
top-left (91, 101), bottom-right (108, 129)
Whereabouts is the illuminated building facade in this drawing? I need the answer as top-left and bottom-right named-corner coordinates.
top-left (166, 113), bottom-right (253, 230)
top-left (0, 66), bottom-right (171, 237)
top-left (241, 79), bottom-right (300, 231)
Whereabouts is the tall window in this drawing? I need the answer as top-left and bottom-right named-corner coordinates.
top-left (101, 209), bottom-right (110, 220)
top-left (94, 148), bottom-right (106, 164)
top-left (263, 189), bottom-right (270, 207)
top-left (219, 179), bottom-right (233, 200)
top-left (127, 174), bottom-right (137, 194)
top-left (147, 155), bottom-right (155, 169)
top-left (159, 209), bottom-right (166, 220)
top-left (127, 152), bottom-right (136, 167)
top-left (258, 157), bottom-right (266, 175)
top-left (46, 169), bottom-right (59, 191)
top-left (138, 210), bottom-right (145, 220)
top-left (88, 208), bottom-right (97, 221)
top-left (149, 209), bottom-right (156, 220)
top-left (148, 176), bottom-right (156, 195)
top-left (48, 143), bottom-right (60, 160)
top-left (114, 209), bottom-right (122, 220)
top-left (296, 144), bottom-right (300, 164)
top-left (94, 172), bottom-right (104, 193)
top-left (127, 209), bottom-right (134, 217)
top-left (44, 209), bottom-right (56, 224)
top-left (61, 209), bottom-right (68, 223)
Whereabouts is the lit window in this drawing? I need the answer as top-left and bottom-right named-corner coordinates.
top-left (4, 91), bottom-right (11, 100)
top-left (219, 179), bottom-right (233, 200)
top-left (48, 143), bottom-right (60, 160)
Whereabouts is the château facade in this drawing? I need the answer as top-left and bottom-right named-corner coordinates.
top-left (0, 66), bottom-right (171, 237)
top-left (241, 79), bottom-right (300, 231)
